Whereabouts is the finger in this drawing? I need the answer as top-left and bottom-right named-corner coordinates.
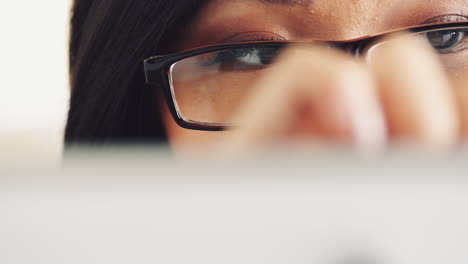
top-left (370, 35), bottom-right (459, 150)
top-left (453, 74), bottom-right (468, 139)
top-left (218, 46), bottom-right (387, 154)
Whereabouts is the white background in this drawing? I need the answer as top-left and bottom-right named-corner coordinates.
top-left (0, 1), bottom-right (72, 163)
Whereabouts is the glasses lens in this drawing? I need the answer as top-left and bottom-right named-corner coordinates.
top-left (169, 46), bottom-right (282, 126)
top-left (366, 26), bottom-right (468, 80)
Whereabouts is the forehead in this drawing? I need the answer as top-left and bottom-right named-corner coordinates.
top-left (207, 0), bottom-right (402, 10)
top-left (260, 0), bottom-right (315, 7)
top-left (203, 0), bottom-right (463, 17)
top-left (203, 0), bottom-right (409, 25)
top-left (197, 0), bottom-right (411, 39)
top-left (180, 0), bottom-right (466, 48)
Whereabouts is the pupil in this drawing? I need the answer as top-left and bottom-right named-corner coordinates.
top-left (426, 30), bottom-right (463, 50)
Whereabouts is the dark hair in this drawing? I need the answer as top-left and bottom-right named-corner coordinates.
top-left (65, 0), bottom-right (204, 144)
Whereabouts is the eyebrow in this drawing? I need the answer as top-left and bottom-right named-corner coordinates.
top-left (260, 0), bottom-right (314, 7)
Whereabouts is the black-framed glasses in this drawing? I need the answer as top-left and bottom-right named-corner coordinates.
top-left (144, 21), bottom-right (468, 131)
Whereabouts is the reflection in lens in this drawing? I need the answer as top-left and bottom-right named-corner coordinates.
top-left (169, 47), bottom-right (281, 125)
top-left (366, 27), bottom-right (468, 82)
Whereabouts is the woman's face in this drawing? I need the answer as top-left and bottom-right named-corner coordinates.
top-left (162, 0), bottom-right (468, 152)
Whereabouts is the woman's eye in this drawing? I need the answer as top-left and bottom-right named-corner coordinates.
top-left (236, 49), bottom-right (266, 67)
top-left (424, 29), bottom-right (467, 54)
top-left (202, 47), bottom-right (281, 71)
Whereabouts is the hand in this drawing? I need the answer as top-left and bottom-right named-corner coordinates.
top-left (217, 36), bottom-right (466, 154)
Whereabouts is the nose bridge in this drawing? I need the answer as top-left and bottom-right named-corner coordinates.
top-left (328, 41), bottom-right (364, 58)
top-left (320, 34), bottom-right (379, 61)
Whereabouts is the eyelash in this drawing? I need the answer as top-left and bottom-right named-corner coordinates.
top-left (422, 13), bottom-right (468, 24)
top-left (220, 32), bottom-right (286, 44)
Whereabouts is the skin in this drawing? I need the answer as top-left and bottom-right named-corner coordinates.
top-left (162, 0), bottom-right (468, 155)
